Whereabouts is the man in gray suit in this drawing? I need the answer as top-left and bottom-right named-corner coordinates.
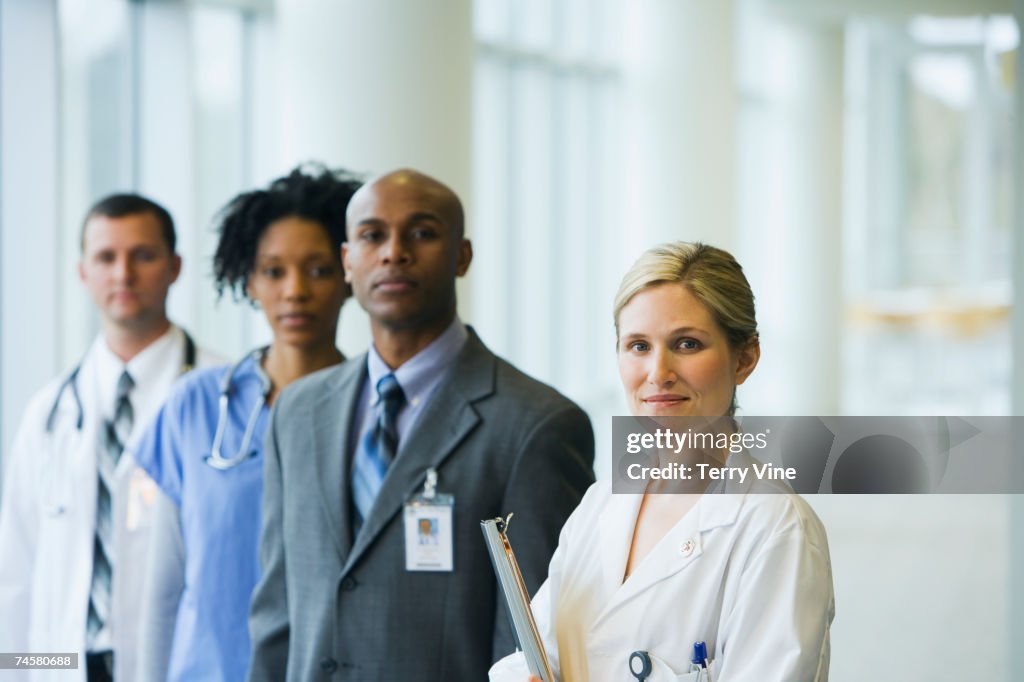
top-left (248, 169), bottom-right (595, 681)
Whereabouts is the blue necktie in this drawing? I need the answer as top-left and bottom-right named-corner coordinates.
top-left (352, 374), bottom-right (406, 532)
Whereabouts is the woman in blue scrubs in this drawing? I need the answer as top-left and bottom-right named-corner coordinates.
top-left (131, 166), bottom-right (361, 681)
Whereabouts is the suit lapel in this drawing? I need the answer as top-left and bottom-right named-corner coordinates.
top-left (311, 358), bottom-right (366, 563)
top-left (342, 331), bottom-right (495, 575)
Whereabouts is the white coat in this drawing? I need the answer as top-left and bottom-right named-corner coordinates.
top-left (0, 327), bottom-right (220, 682)
top-left (490, 471), bottom-right (835, 682)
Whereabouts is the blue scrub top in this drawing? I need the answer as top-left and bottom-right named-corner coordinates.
top-left (135, 352), bottom-right (269, 682)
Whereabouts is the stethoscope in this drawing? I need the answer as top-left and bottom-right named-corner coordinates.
top-left (203, 347), bottom-right (272, 471)
top-left (44, 332), bottom-right (196, 434)
top-left (629, 651), bottom-right (652, 681)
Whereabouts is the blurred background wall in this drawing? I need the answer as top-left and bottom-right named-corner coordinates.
top-left (1, 0), bottom-right (1022, 678)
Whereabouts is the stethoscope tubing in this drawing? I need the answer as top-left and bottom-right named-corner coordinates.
top-left (204, 347), bottom-right (271, 471)
top-left (44, 332), bottom-right (196, 435)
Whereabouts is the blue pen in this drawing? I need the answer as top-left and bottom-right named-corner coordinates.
top-left (690, 641), bottom-right (712, 682)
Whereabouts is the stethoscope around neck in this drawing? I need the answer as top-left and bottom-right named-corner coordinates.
top-left (203, 346), bottom-right (273, 471)
top-left (44, 332), bottom-right (197, 434)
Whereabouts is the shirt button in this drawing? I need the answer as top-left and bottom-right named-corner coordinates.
top-left (680, 538), bottom-right (696, 557)
top-left (341, 576), bottom-right (358, 591)
top-left (320, 657), bottom-right (338, 674)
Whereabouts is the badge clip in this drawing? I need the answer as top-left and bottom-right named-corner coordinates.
top-left (423, 467), bottom-right (438, 500)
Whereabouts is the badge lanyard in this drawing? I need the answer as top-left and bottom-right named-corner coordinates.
top-left (403, 467), bottom-right (454, 572)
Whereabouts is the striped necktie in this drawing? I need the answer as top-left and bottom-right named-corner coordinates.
top-left (351, 374), bottom-right (406, 532)
top-left (87, 370), bottom-right (134, 649)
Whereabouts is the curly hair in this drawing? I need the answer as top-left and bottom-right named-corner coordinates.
top-left (212, 164), bottom-right (363, 301)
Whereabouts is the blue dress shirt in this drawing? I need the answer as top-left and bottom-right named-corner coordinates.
top-left (347, 318), bottom-right (469, 466)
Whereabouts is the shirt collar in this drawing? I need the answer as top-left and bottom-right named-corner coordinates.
top-left (366, 317), bottom-right (468, 408)
top-left (94, 325), bottom-right (180, 408)
top-left (126, 325), bottom-right (182, 381)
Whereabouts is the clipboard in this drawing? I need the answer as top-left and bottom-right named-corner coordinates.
top-left (480, 515), bottom-right (554, 682)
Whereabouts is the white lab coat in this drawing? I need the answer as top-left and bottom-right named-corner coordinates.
top-left (0, 327), bottom-right (220, 682)
top-left (490, 469), bottom-right (835, 682)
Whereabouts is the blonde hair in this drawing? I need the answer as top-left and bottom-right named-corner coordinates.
top-left (613, 243), bottom-right (759, 416)
top-left (613, 242), bottom-right (759, 349)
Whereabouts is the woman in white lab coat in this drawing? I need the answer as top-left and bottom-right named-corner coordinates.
top-left (491, 242), bottom-right (835, 682)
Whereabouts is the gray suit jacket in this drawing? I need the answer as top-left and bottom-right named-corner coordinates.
top-left (248, 330), bottom-right (595, 681)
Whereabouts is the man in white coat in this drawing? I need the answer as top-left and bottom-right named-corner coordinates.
top-left (0, 194), bottom-right (221, 682)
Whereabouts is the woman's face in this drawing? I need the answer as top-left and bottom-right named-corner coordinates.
top-left (247, 216), bottom-right (347, 350)
top-left (617, 282), bottom-right (758, 418)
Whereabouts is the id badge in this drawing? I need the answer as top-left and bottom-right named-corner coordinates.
top-left (404, 468), bottom-right (454, 572)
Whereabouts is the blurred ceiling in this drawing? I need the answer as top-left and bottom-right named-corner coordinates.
top-left (766, 0), bottom-right (1015, 21)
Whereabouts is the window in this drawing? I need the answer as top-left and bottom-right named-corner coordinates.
top-left (843, 16), bottom-right (1016, 414)
top-left (0, 0), bottom-right (273, 455)
top-left (55, 0), bottom-right (275, 367)
top-left (472, 0), bottom-right (624, 424)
